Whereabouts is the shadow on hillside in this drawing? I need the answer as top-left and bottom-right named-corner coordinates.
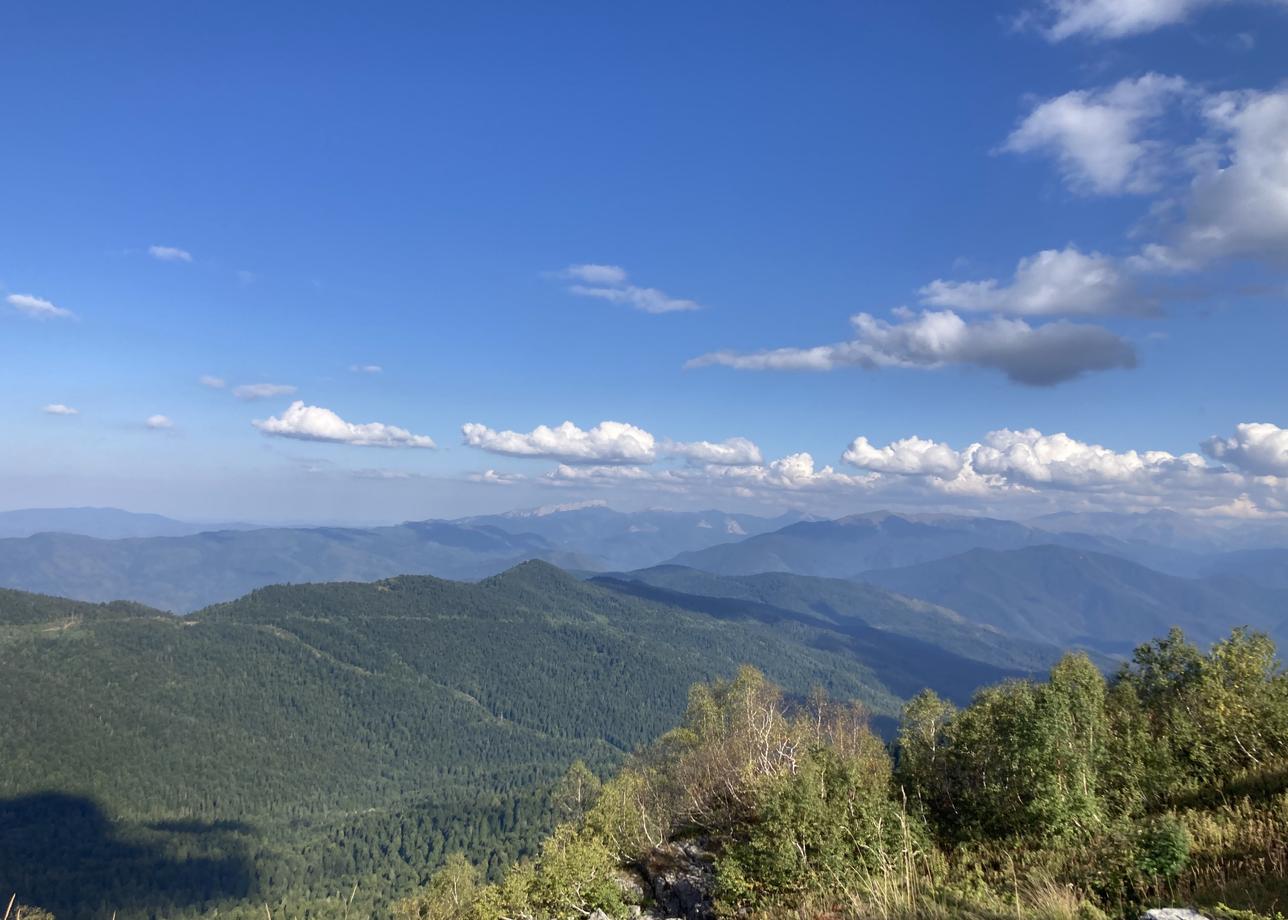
top-left (0, 792), bottom-right (257, 919)
top-left (594, 577), bottom-right (1024, 705)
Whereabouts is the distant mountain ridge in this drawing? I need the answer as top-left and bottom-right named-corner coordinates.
top-left (0, 522), bottom-right (585, 611)
top-left (0, 506), bottom-right (808, 611)
top-left (666, 510), bottom-right (1187, 577)
top-left (0, 506), bottom-right (260, 539)
top-left (860, 543), bottom-right (1288, 654)
top-left (455, 505), bottom-right (809, 571)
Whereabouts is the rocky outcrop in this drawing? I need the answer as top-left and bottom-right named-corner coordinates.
top-left (1142, 910), bottom-right (1213, 920)
top-left (628, 840), bottom-right (716, 920)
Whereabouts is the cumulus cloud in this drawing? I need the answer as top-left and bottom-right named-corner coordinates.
top-left (462, 420), bottom-right (656, 464)
top-left (1007, 79), bottom-right (1288, 272)
top-left (843, 435), bottom-right (965, 478)
top-left (1203, 422), bottom-right (1288, 476)
top-left (469, 469), bottom-right (526, 486)
top-left (43, 403), bottom-right (78, 416)
top-left (254, 401), bottom-right (435, 448)
top-left (146, 415), bottom-right (174, 430)
top-left (1002, 75), bottom-right (1188, 194)
top-left (664, 437), bottom-right (764, 466)
top-left (1155, 88), bottom-right (1288, 266)
top-left (148, 245), bottom-right (193, 263)
top-left (834, 427), bottom-right (1277, 512)
top-left (1031, 0), bottom-right (1259, 41)
top-left (968, 428), bottom-right (1208, 489)
top-left (544, 452), bottom-right (872, 494)
top-left (688, 309), bottom-right (1136, 386)
top-left (495, 421), bottom-right (1288, 517)
top-left (233, 383), bottom-right (298, 401)
top-left (708, 453), bottom-right (876, 491)
top-left (920, 246), bottom-right (1145, 315)
top-left (7, 293), bottom-right (75, 320)
top-left (556, 264), bottom-right (701, 313)
top-left (199, 375), bottom-right (227, 389)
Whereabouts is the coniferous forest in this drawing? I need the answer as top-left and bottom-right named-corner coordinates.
top-left (4, 562), bottom-right (1288, 919)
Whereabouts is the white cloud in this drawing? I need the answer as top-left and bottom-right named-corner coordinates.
top-left (493, 421), bottom-right (1288, 517)
top-left (469, 469), bottom-right (526, 486)
top-left (664, 437), bottom-right (764, 466)
top-left (708, 453), bottom-right (876, 491)
top-left (556, 264), bottom-right (701, 313)
top-left (1032, 0), bottom-right (1253, 40)
top-left (920, 246), bottom-right (1144, 315)
top-left (146, 414), bottom-right (174, 430)
top-left (688, 309), bottom-right (1136, 386)
top-left (233, 383), bottom-right (298, 401)
top-left (148, 245), bottom-right (193, 263)
top-left (7, 293), bottom-right (75, 320)
top-left (1006, 79), bottom-right (1288, 272)
top-left (199, 375), bottom-right (227, 389)
top-left (462, 420), bottom-right (656, 464)
top-left (562, 264), bottom-right (629, 285)
top-left (542, 452), bottom-right (872, 494)
top-left (968, 428), bottom-right (1208, 489)
top-left (1203, 422), bottom-right (1288, 476)
top-left (1002, 75), bottom-right (1188, 194)
top-left (42, 403), bottom-right (78, 416)
top-left (350, 364), bottom-right (383, 374)
top-left (1158, 88), bottom-right (1288, 266)
top-left (254, 401), bottom-right (435, 448)
top-left (843, 435), bottom-right (965, 477)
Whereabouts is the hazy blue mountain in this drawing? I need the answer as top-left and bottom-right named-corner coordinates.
top-left (1030, 509), bottom-right (1288, 555)
top-left (1197, 547), bottom-right (1288, 590)
top-left (455, 503), bottom-right (810, 570)
top-left (666, 510), bottom-right (1176, 578)
top-left (0, 506), bottom-right (259, 539)
top-left (0, 521), bottom-right (591, 611)
top-left (860, 544), bottom-right (1288, 654)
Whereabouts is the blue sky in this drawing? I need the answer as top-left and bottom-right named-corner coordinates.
top-left (3, 0), bottom-right (1288, 522)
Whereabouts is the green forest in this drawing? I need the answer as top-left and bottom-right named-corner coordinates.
top-left (393, 629), bottom-right (1288, 920)
top-left (0, 563), bottom-right (1032, 919)
top-left (4, 567), bottom-right (1288, 919)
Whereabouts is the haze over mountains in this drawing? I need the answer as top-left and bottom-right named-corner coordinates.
top-left (2, 505), bottom-right (1288, 634)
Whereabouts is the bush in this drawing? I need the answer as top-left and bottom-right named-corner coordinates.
top-left (1135, 814), bottom-right (1190, 879)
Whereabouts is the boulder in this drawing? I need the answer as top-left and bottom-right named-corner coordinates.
top-left (1142, 910), bottom-right (1213, 920)
top-left (637, 840), bottom-right (716, 920)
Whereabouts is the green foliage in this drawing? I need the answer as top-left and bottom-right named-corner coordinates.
top-left (716, 745), bottom-right (932, 911)
top-left (898, 653), bottom-right (1109, 844)
top-left (1134, 815), bottom-right (1190, 879)
top-left (391, 853), bottom-right (481, 920)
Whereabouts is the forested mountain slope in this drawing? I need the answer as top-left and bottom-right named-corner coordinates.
top-left (598, 564), bottom-right (1066, 674)
top-left (0, 561), bottom-right (1019, 918)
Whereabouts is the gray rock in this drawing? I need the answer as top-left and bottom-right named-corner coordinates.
top-left (1142, 910), bottom-right (1213, 920)
top-left (637, 841), bottom-right (716, 920)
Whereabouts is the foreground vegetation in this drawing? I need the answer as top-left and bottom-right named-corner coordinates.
top-left (395, 627), bottom-right (1288, 919)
